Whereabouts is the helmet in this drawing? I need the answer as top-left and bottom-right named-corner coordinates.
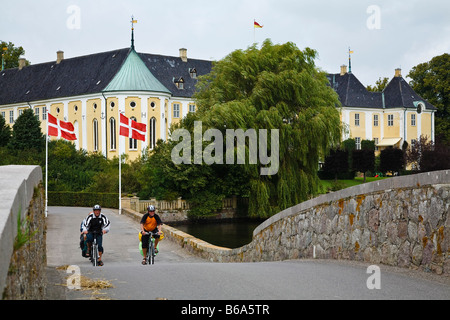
top-left (93, 204), bottom-right (101, 211)
top-left (147, 205), bottom-right (155, 212)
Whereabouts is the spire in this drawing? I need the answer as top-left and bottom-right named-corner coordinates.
top-left (131, 16), bottom-right (137, 50)
top-left (348, 47), bottom-right (354, 73)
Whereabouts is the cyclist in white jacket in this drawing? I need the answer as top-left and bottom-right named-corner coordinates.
top-left (81, 204), bottom-right (110, 266)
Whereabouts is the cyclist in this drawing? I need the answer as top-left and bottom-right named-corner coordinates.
top-left (140, 205), bottom-right (162, 265)
top-left (81, 204), bottom-right (111, 266)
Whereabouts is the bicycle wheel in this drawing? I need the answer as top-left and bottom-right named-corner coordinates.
top-left (149, 239), bottom-right (155, 265)
top-left (92, 242), bottom-right (99, 267)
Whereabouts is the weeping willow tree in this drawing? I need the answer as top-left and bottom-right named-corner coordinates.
top-left (189, 40), bottom-right (342, 218)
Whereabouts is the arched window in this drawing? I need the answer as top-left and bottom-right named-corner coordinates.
top-left (110, 117), bottom-right (116, 150)
top-left (129, 116), bottom-right (138, 150)
top-left (149, 117), bottom-right (156, 150)
top-left (93, 118), bottom-right (99, 152)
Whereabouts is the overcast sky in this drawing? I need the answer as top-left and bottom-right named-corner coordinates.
top-left (1, 0), bottom-right (449, 87)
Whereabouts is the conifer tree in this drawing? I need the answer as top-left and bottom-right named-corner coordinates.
top-left (8, 108), bottom-right (45, 152)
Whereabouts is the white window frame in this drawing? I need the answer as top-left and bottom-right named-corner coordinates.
top-left (173, 104), bottom-right (180, 118)
top-left (355, 113), bottom-right (360, 126)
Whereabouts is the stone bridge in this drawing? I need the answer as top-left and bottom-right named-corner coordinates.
top-left (154, 170), bottom-right (449, 275)
top-left (1, 166), bottom-right (449, 299)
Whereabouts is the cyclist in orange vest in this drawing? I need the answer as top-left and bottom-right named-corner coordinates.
top-left (140, 205), bottom-right (162, 265)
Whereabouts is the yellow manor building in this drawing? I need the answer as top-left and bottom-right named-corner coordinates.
top-left (0, 44), bottom-right (436, 162)
top-left (327, 66), bottom-right (436, 153)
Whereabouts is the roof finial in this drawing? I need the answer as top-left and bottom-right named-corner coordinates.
top-left (131, 16), bottom-right (137, 50)
top-left (348, 47), bottom-right (354, 73)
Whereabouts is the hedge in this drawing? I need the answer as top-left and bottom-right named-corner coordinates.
top-left (48, 191), bottom-right (119, 209)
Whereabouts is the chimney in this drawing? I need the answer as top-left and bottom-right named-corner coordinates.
top-left (340, 65), bottom-right (347, 76)
top-left (18, 58), bottom-right (26, 70)
top-left (394, 68), bottom-right (402, 77)
top-left (179, 48), bottom-right (187, 62)
top-left (56, 50), bottom-right (64, 64)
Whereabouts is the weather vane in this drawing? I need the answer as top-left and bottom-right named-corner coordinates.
top-left (131, 16), bottom-right (137, 50)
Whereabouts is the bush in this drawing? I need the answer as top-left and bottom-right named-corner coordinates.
top-left (48, 191), bottom-right (119, 209)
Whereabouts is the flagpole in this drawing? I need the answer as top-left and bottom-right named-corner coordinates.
top-left (119, 112), bottom-right (122, 215)
top-left (45, 109), bottom-right (49, 218)
top-left (254, 19), bottom-right (256, 44)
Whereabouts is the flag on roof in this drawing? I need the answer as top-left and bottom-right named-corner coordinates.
top-left (254, 21), bottom-right (263, 28)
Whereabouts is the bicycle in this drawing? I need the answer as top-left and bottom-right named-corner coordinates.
top-left (89, 231), bottom-right (102, 267)
top-left (144, 231), bottom-right (159, 265)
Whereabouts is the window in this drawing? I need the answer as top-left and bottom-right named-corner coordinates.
top-left (9, 110), bottom-right (14, 124)
top-left (411, 114), bottom-right (416, 126)
top-left (374, 138), bottom-right (379, 151)
top-left (189, 68), bottom-right (197, 79)
top-left (189, 104), bottom-right (196, 113)
top-left (373, 114), bottom-right (379, 127)
top-left (388, 114), bottom-right (394, 126)
top-left (130, 101), bottom-right (136, 108)
top-left (43, 107), bottom-right (47, 120)
top-left (34, 107), bottom-right (39, 120)
top-left (355, 137), bottom-right (361, 150)
top-left (174, 77), bottom-right (184, 89)
top-left (129, 117), bottom-right (138, 150)
top-left (173, 104), bottom-right (180, 118)
top-left (355, 113), bottom-right (360, 126)
top-left (149, 117), bottom-right (156, 150)
top-left (93, 119), bottom-right (99, 152)
top-left (110, 117), bottom-right (116, 150)
top-left (1, 111), bottom-right (5, 120)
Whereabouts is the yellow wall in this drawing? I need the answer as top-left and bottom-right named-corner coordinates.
top-left (349, 111), bottom-right (366, 140)
top-left (148, 97), bottom-right (161, 144)
top-left (383, 112), bottom-right (400, 138)
top-left (67, 100), bottom-right (82, 145)
top-left (421, 113), bottom-right (432, 140)
top-left (86, 98), bottom-right (102, 153)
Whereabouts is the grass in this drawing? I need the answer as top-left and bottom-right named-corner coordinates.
top-left (319, 176), bottom-right (389, 194)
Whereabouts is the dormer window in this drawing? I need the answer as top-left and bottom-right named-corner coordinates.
top-left (189, 68), bottom-right (197, 79)
top-left (174, 77), bottom-right (184, 90)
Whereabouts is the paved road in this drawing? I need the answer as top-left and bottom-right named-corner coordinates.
top-left (46, 207), bottom-right (450, 301)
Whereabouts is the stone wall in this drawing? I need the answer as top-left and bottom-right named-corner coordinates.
top-left (0, 166), bottom-right (47, 300)
top-left (140, 170), bottom-right (450, 276)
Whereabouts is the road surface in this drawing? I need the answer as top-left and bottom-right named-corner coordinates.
top-left (45, 206), bottom-right (450, 301)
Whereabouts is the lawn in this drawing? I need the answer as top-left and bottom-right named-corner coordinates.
top-left (319, 176), bottom-right (388, 194)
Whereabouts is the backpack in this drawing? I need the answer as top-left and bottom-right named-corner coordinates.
top-left (80, 234), bottom-right (88, 257)
top-left (79, 221), bottom-right (88, 257)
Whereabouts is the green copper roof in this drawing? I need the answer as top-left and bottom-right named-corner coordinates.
top-left (103, 49), bottom-right (171, 94)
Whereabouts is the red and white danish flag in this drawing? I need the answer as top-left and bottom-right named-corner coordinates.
top-left (47, 113), bottom-right (77, 140)
top-left (119, 113), bottom-right (146, 142)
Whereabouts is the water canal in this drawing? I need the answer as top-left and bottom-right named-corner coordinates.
top-left (174, 219), bottom-right (263, 249)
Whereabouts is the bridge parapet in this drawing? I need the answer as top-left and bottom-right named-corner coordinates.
top-left (0, 165), bottom-right (46, 299)
top-left (231, 170), bottom-right (449, 275)
top-left (150, 170), bottom-right (449, 276)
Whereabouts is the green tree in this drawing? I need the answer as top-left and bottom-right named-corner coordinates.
top-left (1, 41), bottom-right (30, 70)
top-left (193, 40), bottom-right (342, 218)
top-left (322, 148), bottom-right (349, 182)
top-left (352, 140), bottom-right (375, 183)
top-left (379, 147), bottom-right (404, 175)
top-left (8, 108), bottom-right (45, 152)
top-left (0, 113), bottom-right (12, 147)
top-left (367, 77), bottom-right (389, 92)
top-left (407, 53), bottom-right (450, 145)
